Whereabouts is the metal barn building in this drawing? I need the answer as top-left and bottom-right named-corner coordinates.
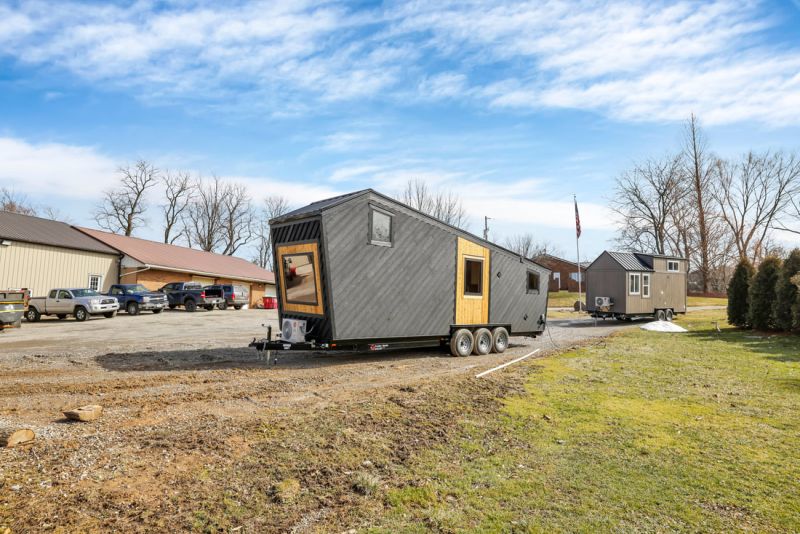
top-left (586, 251), bottom-right (688, 320)
top-left (0, 211), bottom-right (120, 296)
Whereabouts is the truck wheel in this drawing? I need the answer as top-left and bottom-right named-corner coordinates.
top-left (25, 308), bottom-right (41, 322)
top-left (491, 327), bottom-right (509, 354)
top-left (152, 308), bottom-right (163, 314)
top-left (665, 309), bottom-right (674, 321)
top-left (472, 328), bottom-right (493, 355)
top-left (74, 306), bottom-right (88, 322)
top-left (57, 314), bottom-right (67, 320)
top-left (168, 304), bottom-right (177, 310)
top-left (233, 305), bottom-right (242, 310)
top-left (656, 309), bottom-right (666, 321)
top-left (449, 329), bottom-right (474, 357)
top-left (127, 301), bottom-right (140, 316)
top-left (204, 305), bottom-right (214, 311)
top-left (185, 299), bottom-right (197, 312)
top-left (218, 301), bottom-right (228, 310)
top-left (104, 311), bottom-right (117, 318)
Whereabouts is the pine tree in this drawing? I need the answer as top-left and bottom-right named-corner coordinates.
top-left (774, 249), bottom-right (800, 331)
top-left (792, 273), bottom-right (800, 330)
top-left (749, 256), bottom-right (782, 331)
top-left (727, 258), bottom-right (754, 327)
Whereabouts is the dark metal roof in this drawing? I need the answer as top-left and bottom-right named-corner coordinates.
top-left (271, 190), bottom-right (370, 224)
top-left (0, 211), bottom-right (118, 255)
top-left (606, 251), bottom-right (653, 271)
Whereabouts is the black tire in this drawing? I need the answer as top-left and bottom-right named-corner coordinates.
top-left (127, 301), bottom-right (140, 316)
top-left (218, 301), bottom-right (228, 310)
top-left (204, 305), bottom-right (214, 311)
top-left (168, 304), bottom-right (177, 310)
top-left (472, 328), bottom-right (493, 355)
top-left (449, 328), bottom-right (474, 357)
top-left (491, 327), bottom-right (509, 354)
top-left (665, 309), bottom-right (674, 321)
top-left (184, 299), bottom-right (197, 312)
top-left (656, 309), bottom-right (666, 321)
top-left (152, 308), bottom-right (163, 314)
top-left (57, 314), bottom-right (67, 320)
top-left (25, 307), bottom-right (41, 323)
top-left (104, 311), bottom-right (116, 318)
top-left (233, 305), bottom-right (242, 310)
top-left (74, 306), bottom-right (88, 322)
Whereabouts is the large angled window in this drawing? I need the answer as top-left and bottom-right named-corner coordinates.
top-left (282, 253), bottom-right (318, 305)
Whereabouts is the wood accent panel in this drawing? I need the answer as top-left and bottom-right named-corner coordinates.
top-left (455, 237), bottom-right (490, 324)
top-left (276, 242), bottom-right (324, 316)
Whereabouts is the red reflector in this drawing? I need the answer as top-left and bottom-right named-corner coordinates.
top-left (200, 291), bottom-right (206, 298)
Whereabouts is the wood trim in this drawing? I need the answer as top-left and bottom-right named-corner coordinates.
top-left (455, 237), bottom-right (490, 324)
top-left (276, 242), bottom-right (324, 316)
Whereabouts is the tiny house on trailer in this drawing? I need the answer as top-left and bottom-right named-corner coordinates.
top-left (256, 189), bottom-right (550, 357)
top-left (586, 251), bottom-right (688, 321)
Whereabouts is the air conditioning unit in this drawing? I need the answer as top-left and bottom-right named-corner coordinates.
top-left (281, 318), bottom-right (307, 343)
top-left (595, 296), bottom-right (612, 308)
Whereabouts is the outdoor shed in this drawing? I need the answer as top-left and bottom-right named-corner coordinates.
top-left (77, 228), bottom-right (275, 307)
top-left (586, 251), bottom-right (688, 320)
top-left (267, 189), bottom-right (550, 354)
top-left (0, 211), bottom-right (119, 296)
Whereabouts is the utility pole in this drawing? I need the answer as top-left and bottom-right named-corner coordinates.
top-left (483, 216), bottom-right (491, 240)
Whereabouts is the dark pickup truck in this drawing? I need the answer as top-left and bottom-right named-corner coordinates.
top-left (106, 284), bottom-right (168, 315)
top-left (158, 282), bottom-right (224, 312)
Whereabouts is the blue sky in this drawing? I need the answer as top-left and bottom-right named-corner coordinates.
top-left (1, 0), bottom-right (799, 262)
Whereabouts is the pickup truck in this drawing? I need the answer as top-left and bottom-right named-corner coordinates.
top-left (26, 288), bottom-right (119, 322)
top-left (106, 284), bottom-right (168, 315)
top-left (0, 290), bottom-right (25, 331)
top-left (158, 282), bottom-right (224, 312)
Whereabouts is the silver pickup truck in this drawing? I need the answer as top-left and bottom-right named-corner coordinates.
top-left (26, 288), bottom-right (119, 322)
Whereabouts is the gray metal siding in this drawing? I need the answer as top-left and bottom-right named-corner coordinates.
top-left (489, 251), bottom-right (548, 333)
top-left (322, 194), bottom-right (456, 340)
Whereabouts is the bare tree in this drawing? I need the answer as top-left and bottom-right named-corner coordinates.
top-left (220, 182), bottom-right (254, 256)
top-left (774, 186), bottom-right (800, 236)
top-left (681, 114), bottom-right (716, 292)
top-left (610, 155), bottom-right (687, 255)
top-left (94, 160), bottom-right (158, 236)
top-left (503, 233), bottom-right (562, 259)
top-left (712, 151), bottom-right (800, 264)
top-left (161, 171), bottom-right (194, 244)
top-left (186, 176), bottom-right (227, 252)
top-left (400, 179), bottom-right (468, 229)
top-left (253, 195), bottom-right (290, 269)
top-left (1, 188), bottom-right (37, 216)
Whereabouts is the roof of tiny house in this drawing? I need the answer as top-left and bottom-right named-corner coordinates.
top-left (587, 251), bottom-right (687, 272)
top-left (271, 188), bottom-right (551, 271)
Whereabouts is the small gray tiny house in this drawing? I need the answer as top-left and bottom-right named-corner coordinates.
top-left (258, 189), bottom-right (550, 356)
top-left (586, 251), bottom-right (688, 321)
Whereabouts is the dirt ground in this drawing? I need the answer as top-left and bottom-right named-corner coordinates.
top-left (0, 308), bottom-right (630, 532)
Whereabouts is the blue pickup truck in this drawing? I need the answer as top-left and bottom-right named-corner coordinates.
top-left (106, 284), bottom-right (168, 315)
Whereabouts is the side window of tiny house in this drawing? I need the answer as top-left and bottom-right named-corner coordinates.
top-left (527, 270), bottom-right (540, 294)
top-left (369, 206), bottom-right (393, 246)
top-left (629, 273), bottom-right (641, 295)
top-left (642, 273), bottom-right (650, 298)
top-left (667, 260), bottom-right (680, 272)
top-left (464, 257), bottom-right (483, 296)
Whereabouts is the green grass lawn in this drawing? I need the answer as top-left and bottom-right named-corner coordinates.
top-left (687, 295), bottom-right (729, 307)
top-left (372, 310), bottom-right (800, 532)
top-left (548, 291), bottom-right (581, 307)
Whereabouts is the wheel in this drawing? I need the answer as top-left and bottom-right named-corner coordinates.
top-left (472, 328), bottom-right (492, 355)
top-left (656, 309), bottom-right (666, 321)
top-left (185, 299), bottom-right (197, 312)
top-left (449, 329), bottom-right (474, 357)
top-left (25, 308), bottom-right (41, 322)
top-left (152, 308), bottom-right (163, 314)
top-left (74, 306), bottom-right (88, 322)
top-left (665, 309), bottom-right (674, 321)
top-left (217, 301), bottom-right (228, 310)
top-left (57, 314), bottom-right (67, 320)
top-left (616, 316), bottom-right (627, 322)
top-left (103, 311), bottom-right (117, 318)
top-left (233, 305), bottom-right (242, 310)
top-left (491, 327), bottom-right (509, 354)
top-left (168, 304), bottom-right (177, 310)
top-left (127, 301), bottom-right (140, 316)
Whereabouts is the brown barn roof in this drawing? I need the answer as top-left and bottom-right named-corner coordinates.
top-left (0, 211), bottom-right (118, 255)
top-left (77, 227), bottom-right (275, 284)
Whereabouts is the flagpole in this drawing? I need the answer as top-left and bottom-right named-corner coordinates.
top-left (575, 194), bottom-right (582, 310)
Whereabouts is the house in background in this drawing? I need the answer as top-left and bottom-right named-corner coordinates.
top-left (0, 211), bottom-right (119, 296)
top-left (535, 254), bottom-right (590, 292)
top-left (77, 228), bottom-right (275, 307)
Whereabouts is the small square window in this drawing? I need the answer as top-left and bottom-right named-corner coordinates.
top-left (369, 207), bottom-right (392, 246)
top-left (527, 271), bottom-right (540, 293)
top-left (464, 258), bottom-right (483, 296)
top-left (667, 260), bottom-right (680, 272)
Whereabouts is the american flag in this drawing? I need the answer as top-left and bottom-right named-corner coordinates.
top-left (574, 196), bottom-right (582, 239)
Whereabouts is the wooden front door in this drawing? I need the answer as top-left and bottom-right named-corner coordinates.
top-left (455, 237), bottom-right (490, 325)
